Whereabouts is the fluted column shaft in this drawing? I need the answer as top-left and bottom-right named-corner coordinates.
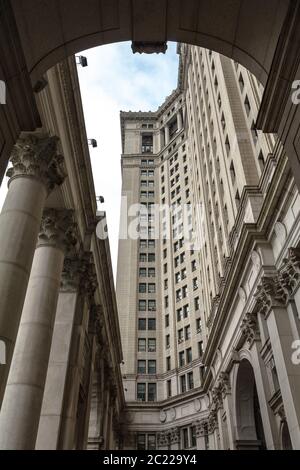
top-left (0, 209), bottom-right (75, 450)
top-left (0, 133), bottom-right (65, 403)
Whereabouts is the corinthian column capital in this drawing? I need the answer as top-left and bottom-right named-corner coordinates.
top-left (240, 311), bottom-right (260, 344)
top-left (38, 209), bottom-right (77, 252)
top-left (6, 133), bottom-right (66, 192)
top-left (254, 275), bottom-right (287, 316)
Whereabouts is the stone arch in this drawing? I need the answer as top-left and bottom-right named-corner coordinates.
top-left (10, 0), bottom-right (289, 88)
top-left (234, 359), bottom-right (266, 450)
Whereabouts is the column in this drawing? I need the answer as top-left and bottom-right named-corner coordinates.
top-left (0, 133), bottom-right (65, 402)
top-left (0, 209), bottom-right (76, 450)
top-left (177, 111), bottom-right (182, 131)
top-left (164, 125), bottom-right (170, 146)
top-left (241, 312), bottom-right (280, 449)
top-left (169, 427), bottom-right (180, 450)
top-left (58, 268), bottom-right (97, 449)
top-left (255, 276), bottom-right (300, 449)
top-left (194, 420), bottom-right (207, 450)
top-left (35, 254), bottom-right (91, 449)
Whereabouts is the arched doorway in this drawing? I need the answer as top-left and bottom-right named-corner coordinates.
top-left (235, 359), bottom-right (266, 450)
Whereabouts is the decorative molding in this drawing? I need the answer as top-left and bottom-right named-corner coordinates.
top-left (158, 431), bottom-right (169, 447)
top-left (278, 247), bottom-right (300, 296)
top-left (254, 275), bottom-right (287, 316)
top-left (131, 41), bottom-right (168, 54)
top-left (38, 209), bottom-right (77, 252)
top-left (169, 426), bottom-right (180, 444)
top-left (7, 133), bottom-right (66, 192)
top-left (61, 251), bottom-right (92, 291)
top-left (240, 312), bottom-right (260, 345)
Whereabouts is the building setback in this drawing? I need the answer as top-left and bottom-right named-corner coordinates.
top-left (116, 44), bottom-right (300, 450)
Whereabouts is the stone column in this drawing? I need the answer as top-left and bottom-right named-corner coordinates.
top-left (58, 266), bottom-right (97, 449)
top-left (177, 111), bottom-right (182, 131)
top-left (194, 420), bottom-right (207, 450)
top-left (0, 209), bottom-right (76, 450)
top-left (164, 126), bottom-right (170, 146)
top-left (241, 312), bottom-right (280, 449)
top-left (255, 275), bottom-right (300, 449)
top-left (0, 133), bottom-right (65, 402)
top-left (36, 254), bottom-right (91, 449)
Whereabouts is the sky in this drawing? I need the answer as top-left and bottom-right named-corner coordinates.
top-left (0, 41), bottom-right (179, 278)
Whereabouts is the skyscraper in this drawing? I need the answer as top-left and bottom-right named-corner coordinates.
top-left (117, 44), bottom-right (300, 450)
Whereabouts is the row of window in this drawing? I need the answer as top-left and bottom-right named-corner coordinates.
top-left (137, 359), bottom-right (156, 374)
top-left (139, 253), bottom-right (155, 262)
top-left (141, 169), bottom-right (154, 177)
top-left (137, 383), bottom-right (156, 402)
top-left (139, 267), bottom-right (155, 278)
top-left (136, 426), bottom-right (197, 451)
top-left (140, 191), bottom-right (155, 199)
top-left (139, 283), bottom-right (156, 293)
top-left (138, 299), bottom-right (156, 311)
top-left (138, 338), bottom-right (156, 352)
top-left (138, 318), bottom-right (156, 330)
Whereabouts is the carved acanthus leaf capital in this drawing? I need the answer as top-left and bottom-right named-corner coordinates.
top-left (169, 427), bottom-right (180, 444)
top-left (7, 133), bottom-right (66, 192)
top-left (278, 247), bottom-right (300, 296)
top-left (158, 431), bottom-right (169, 447)
top-left (218, 371), bottom-right (231, 397)
top-left (38, 209), bottom-right (77, 252)
top-left (254, 275), bottom-right (287, 315)
top-left (241, 312), bottom-right (260, 344)
top-left (89, 304), bottom-right (104, 337)
top-left (193, 419), bottom-right (208, 437)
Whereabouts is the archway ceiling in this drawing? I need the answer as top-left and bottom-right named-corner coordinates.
top-left (11, 0), bottom-right (289, 87)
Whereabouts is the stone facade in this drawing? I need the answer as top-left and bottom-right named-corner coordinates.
top-left (116, 45), bottom-right (300, 450)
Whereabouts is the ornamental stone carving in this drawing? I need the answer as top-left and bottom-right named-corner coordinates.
top-left (251, 250), bottom-right (262, 272)
top-left (240, 312), bottom-right (260, 344)
top-left (207, 410), bottom-right (217, 433)
top-left (194, 419), bottom-right (208, 437)
top-left (169, 427), bottom-right (180, 444)
top-left (61, 251), bottom-right (93, 291)
top-left (7, 133), bottom-right (66, 192)
top-left (218, 371), bottom-right (231, 397)
top-left (131, 41), bottom-right (168, 54)
top-left (158, 431), bottom-right (169, 447)
top-left (38, 209), bottom-right (77, 252)
top-left (278, 247), bottom-right (300, 296)
top-left (254, 275), bottom-right (287, 316)
top-left (89, 304), bottom-right (104, 337)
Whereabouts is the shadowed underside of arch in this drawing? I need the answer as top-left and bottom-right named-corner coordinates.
top-left (11, 0), bottom-right (289, 87)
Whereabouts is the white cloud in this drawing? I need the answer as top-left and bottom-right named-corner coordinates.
top-left (78, 41), bottom-right (179, 278)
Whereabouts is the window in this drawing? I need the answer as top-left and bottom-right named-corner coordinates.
top-left (148, 253), bottom-right (155, 262)
top-left (187, 371), bottom-right (194, 390)
top-left (139, 283), bottom-right (146, 293)
top-left (140, 239), bottom-right (147, 248)
top-left (138, 319), bottom-right (146, 330)
top-left (148, 283), bottom-right (156, 294)
top-left (137, 433), bottom-right (146, 449)
top-left (244, 95), bottom-right (251, 115)
top-left (148, 383), bottom-right (156, 401)
top-left (225, 136), bottom-right (230, 154)
top-left (180, 374), bottom-right (186, 392)
top-left (139, 268), bottom-right (147, 278)
top-left (148, 239), bottom-right (155, 248)
top-left (190, 426), bottom-right (196, 447)
top-left (148, 268), bottom-right (155, 278)
top-left (140, 253), bottom-right (147, 262)
top-left (142, 134), bottom-right (153, 154)
top-left (193, 278), bottom-right (198, 290)
top-left (148, 360), bottom-right (156, 374)
top-left (148, 300), bottom-right (156, 311)
top-left (251, 121), bottom-right (258, 144)
top-left (147, 433), bottom-right (156, 449)
top-left (177, 308), bottom-right (183, 321)
top-left (185, 325), bottom-right (191, 340)
top-left (163, 263), bottom-right (168, 274)
top-left (179, 351), bottom-right (185, 367)
top-left (239, 73), bottom-right (244, 91)
top-left (167, 379), bottom-right (172, 398)
top-left (166, 334), bottom-right (170, 349)
top-left (182, 428), bottom-right (189, 449)
top-left (137, 383), bottom-right (146, 401)
top-left (183, 304), bottom-right (189, 318)
top-left (148, 169), bottom-right (154, 177)
top-left (139, 300), bottom-right (146, 311)
top-left (166, 356), bottom-right (171, 371)
top-left (148, 338), bottom-right (156, 352)
top-left (198, 341), bottom-right (204, 357)
top-left (175, 272), bottom-right (181, 284)
top-left (182, 285), bottom-right (188, 298)
top-left (138, 360), bottom-right (146, 374)
top-left (196, 317), bottom-right (202, 333)
top-left (194, 297), bottom-right (200, 311)
top-left (138, 339), bottom-right (146, 352)
top-left (176, 289), bottom-right (182, 302)
top-left (148, 318), bottom-right (156, 330)
top-left (165, 315), bottom-right (169, 327)
top-left (186, 347), bottom-right (192, 364)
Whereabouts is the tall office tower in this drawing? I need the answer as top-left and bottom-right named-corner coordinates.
top-left (117, 44), bottom-right (300, 451)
